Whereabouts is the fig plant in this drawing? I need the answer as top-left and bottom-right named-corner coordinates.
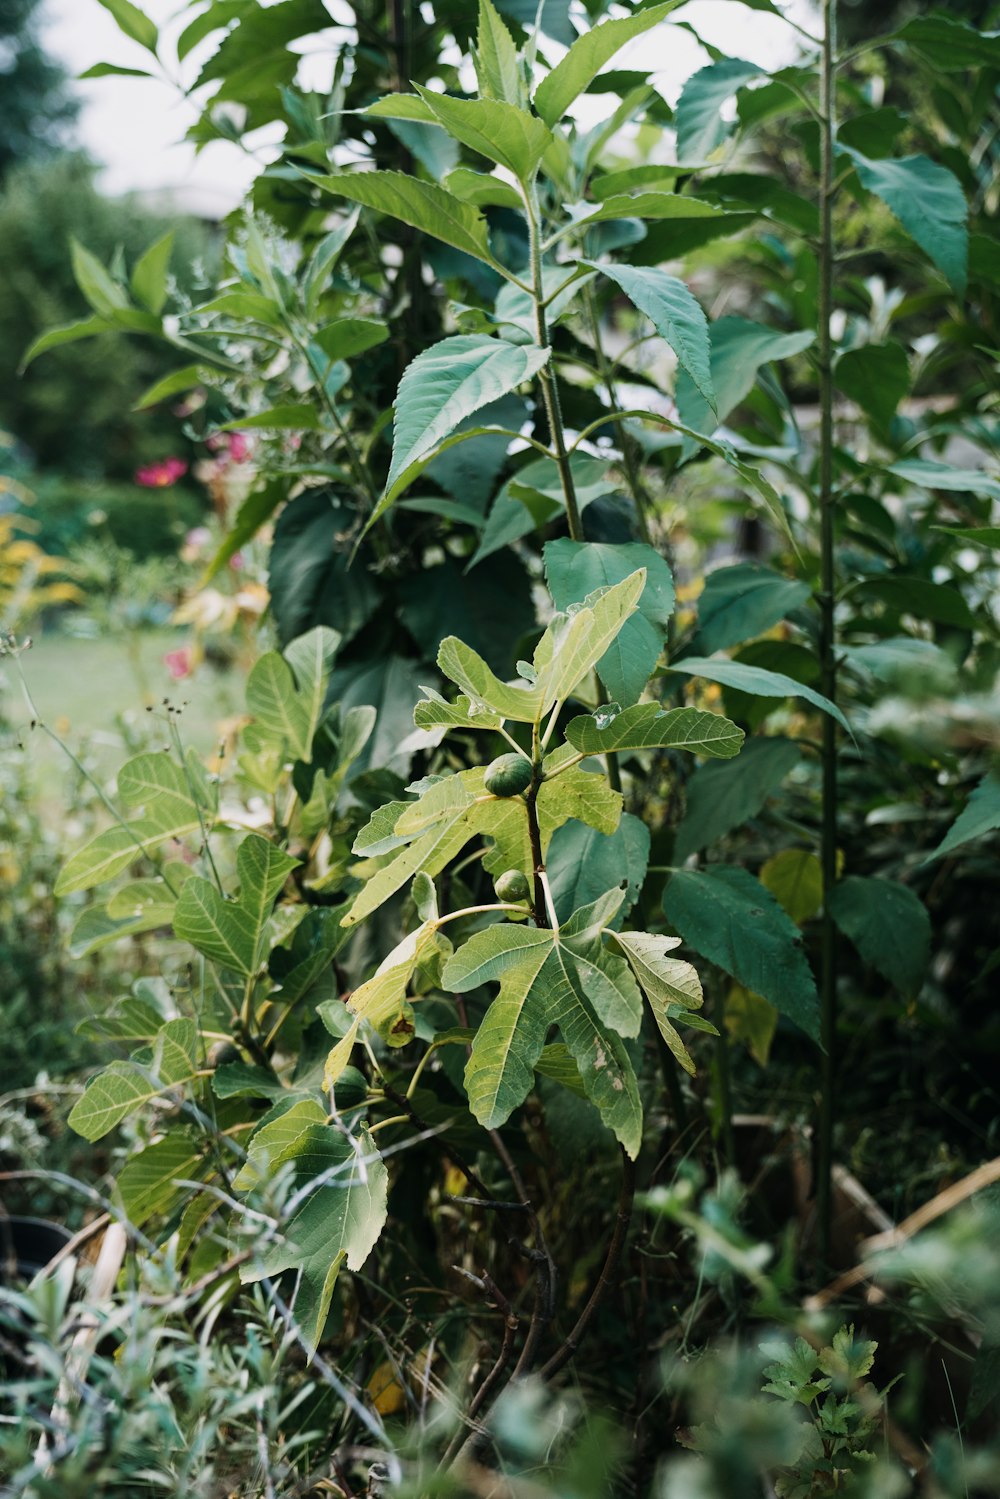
top-left (18, 0), bottom-right (1000, 1471)
top-left (54, 568), bottom-right (741, 1369)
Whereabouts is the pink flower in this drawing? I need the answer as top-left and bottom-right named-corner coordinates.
top-left (185, 526), bottom-right (212, 550)
top-left (229, 551), bottom-right (245, 571)
top-left (228, 431), bottom-right (252, 463)
top-left (165, 647), bottom-right (193, 680)
top-left (136, 457), bottom-right (188, 488)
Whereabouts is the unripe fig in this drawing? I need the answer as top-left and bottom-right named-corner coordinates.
top-left (334, 1065), bottom-right (368, 1109)
top-left (494, 869), bottom-right (530, 903)
top-left (484, 753), bottom-right (532, 797)
top-left (207, 1040), bottom-right (241, 1069)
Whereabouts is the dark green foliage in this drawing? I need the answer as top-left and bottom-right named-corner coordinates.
top-left (0, 0), bottom-right (77, 181)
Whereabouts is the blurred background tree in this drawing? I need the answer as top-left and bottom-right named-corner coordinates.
top-left (0, 155), bottom-right (215, 480)
top-left (0, 0), bottom-right (78, 181)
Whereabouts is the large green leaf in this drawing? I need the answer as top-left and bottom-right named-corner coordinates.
top-left (376, 336), bottom-right (549, 525)
top-left (835, 343), bottom-right (911, 430)
top-left (565, 702), bottom-right (743, 759)
top-left (926, 773), bottom-right (1000, 863)
top-left (894, 13), bottom-right (1000, 71)
top-left (268, 490), bottom-right (380, 650)
top-left (544, 540), bottom-right (674, 704)
top-left (244, 1122), bottom-right (388, 1353)
top-left (855, 577), bottom-right (976, 630)
top-left (828, 876), bottom-right (930, 997)
top-left (667, 657), bottom-right (850, 733)
top-left (840, 148), bottom-right (968, 295)
top-left (443, 893), bottom-right (643, 1154)
top-left (674, 736), bottom-right (801, 860)
top-left (69, 1019), bottom-right (199, 1141)
top-left (413, 88), bottom-right (552, 181)
top-left (675, 58), bottom-right (760, 163)
top-left (586, 263), bottom-right (715, 412)
top-left (688, 564), bottom-right (811, 655)
top-left (663, 866), bottom-right (820, 1042)
top-left (547, 813), bottom-right (650, 925)
top-left (173, 835), bottom-right (300, 976)
top-left (312, 171), bottom-right (495, 265)
top-left (533, 1), bottom-right (683, 125)
top-left (676, 316), bottom-right (815, 439)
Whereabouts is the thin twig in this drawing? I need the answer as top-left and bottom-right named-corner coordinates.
top-left (539, 1149), bottom-right (636, 1380)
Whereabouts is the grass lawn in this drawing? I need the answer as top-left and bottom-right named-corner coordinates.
top-left (1, 628), bottom-right (243, 801)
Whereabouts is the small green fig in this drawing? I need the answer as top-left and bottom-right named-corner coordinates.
top-left (494, 869), bottom-right (530, 903)
top-left (484, 752), bottom-right (532, 797)
top-left (207, 1040), bottom-right (242, 1069)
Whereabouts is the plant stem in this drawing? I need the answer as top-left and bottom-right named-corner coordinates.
top-left (525, 188), bottom-right (584, 542)
top-left (582, 282), bottom-right (653, 545)
top-left (816, 0), bottom-right (839, 1266)
top-left (526, 728), bottom-right (549, 928)
top-left (539, 1149), bottom-right (635, 1380)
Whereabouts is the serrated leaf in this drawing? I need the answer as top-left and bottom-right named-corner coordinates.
top-left (544, 540), bottom-right (674, 705)
top-left (829, 876), bottom-right (930, 997)
top-left (926, 772), bottom-right (1000, 863)
top-left (676, 316), bottom-right (815, 440)
top-left (533, 1), bottom-right (683, 125)
top-left (243, 1123), bottom-right (388, 1353)
top-left (663, 866), bottom-right (820, 1042)
top-left (565, 702), bottom-right (744, 758)
top-left (311, 170), bottom-right (494, 265)
top-left (56, 751), bottom-right (210, 896)
top-left (674, 736), bottom-right (800, 860)
top-left (675, 57), bottom-right (760, 163)
top-left (688, 564), bottom-right (812, 656)
top-left (840, 147), bottom-right (968, 295)
top-left (413, 687), bottom-right (502, 734)
top-left (476, 0), bottom-right (522, 104)
top-left (377, 336), bottom-right (549, 524)
top-left (585, 262), bottom-right (715, 412)
top-left (414, 88), bottom-right (551, 181)
top-left (668, 656), bottom-right (851, 733)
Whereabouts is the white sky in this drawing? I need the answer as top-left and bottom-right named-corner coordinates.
top-left (42, 0), bottom-right (813, 217)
